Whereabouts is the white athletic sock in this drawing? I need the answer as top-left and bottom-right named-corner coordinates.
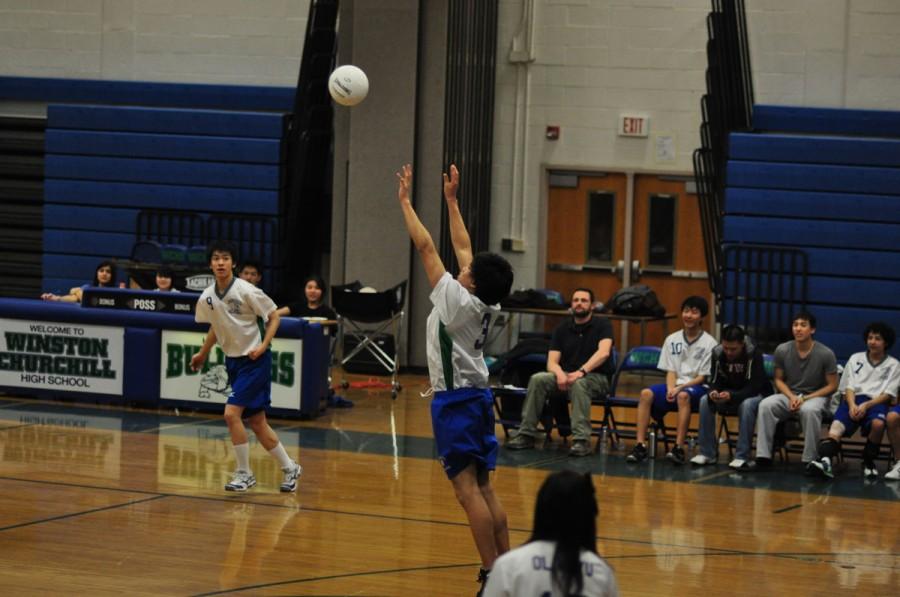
top-left (268, 442), bottom-right (294, 469)
top-left (233, 442), bottom-right (251, 472)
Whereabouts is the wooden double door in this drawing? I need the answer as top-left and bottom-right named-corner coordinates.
top-left (545, 171), bottom-right (712, 351)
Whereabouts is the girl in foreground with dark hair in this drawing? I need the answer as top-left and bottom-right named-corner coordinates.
top-left (276, 275), bottom-right (337, 320)
top-left (483, 470), bottom-right (618, 597)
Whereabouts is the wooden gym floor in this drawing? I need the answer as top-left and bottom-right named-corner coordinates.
top-left (0, 370), bottom-right (898, 596)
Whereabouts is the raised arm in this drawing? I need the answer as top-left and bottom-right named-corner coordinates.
top-left (443, 164), bottom-right (473, 271)
top-left (397, 164), bottom-right (446, 288)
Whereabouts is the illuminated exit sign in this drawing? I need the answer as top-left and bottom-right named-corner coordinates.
top-left (618, 113), bottom-right (649, 137)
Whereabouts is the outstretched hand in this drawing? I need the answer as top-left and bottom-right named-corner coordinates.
top-left (397, 163), bottom-right (413, 204)
top-left (443, 164), bottom-right (459, 202)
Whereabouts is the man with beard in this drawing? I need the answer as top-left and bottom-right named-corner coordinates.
top-left (505, 288), bottom-right (615, 457)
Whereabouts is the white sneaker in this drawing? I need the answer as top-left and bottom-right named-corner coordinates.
top-left (690, 454), bottom-right (717, 466)
top-left (885, 460), bottom-right (900, 481)
top-left (225, 470), bottom-right (257, 492)
top-left (862, 463), bottom-right (879, 479)
top-left (280, 462), bottom-right (303, 493)
top-left (729, 458), bottom-right (750, 470)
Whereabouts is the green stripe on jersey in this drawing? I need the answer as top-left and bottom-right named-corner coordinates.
top-left (438, 321), bottom-right (454, 391)
top-left (257, 316), bottom-right (265, 341)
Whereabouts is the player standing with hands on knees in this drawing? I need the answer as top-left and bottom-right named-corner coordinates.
top-left (397, 163), bottom-right (514, 595)
top-left (190, 241), bottom-right (302, 493)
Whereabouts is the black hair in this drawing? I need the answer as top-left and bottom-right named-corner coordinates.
top-left (572, 287), bottom-right (595, 304)
top-left (93, 260), bottom-right (117, 287)
top-left (240, 260), bottom-right (262, 274)
top-left (681, 295), bottom-right (708, 318)
top-left (721, 324), bottom-right (746, 343)
top-left (530, 470), bottom-right (598, 595)
top-left (864, 322), bottom-right (895, 350)
top-left (792, 310), bottom-right (817, 329)
top-left (156, 267), bottom-right (174, 279)
top-left (206, 240), bottom-right (238, 265)
top-left (304, 275), bottom-right (327, 299)
top-left (470, 252), bottom-right (513, 306)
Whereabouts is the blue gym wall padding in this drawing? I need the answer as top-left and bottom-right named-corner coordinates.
top-left (727, 161), bottom-right (900, 195)
top-left (725, 188), bottom-right (900, 223)
top-left (722, 274), bottom-right (900, 309)
top-left (753, 105), bottom-right (900, 137)
top-left (44, 180), bottom-right (280, 215)
top-left (47, 104), bottom-right (287, 138)
top-left (45, 155), bottom-right (282, 189)
top-left (723, 216), bottom-right (900, 251)
top-left (44, 230), bottom-right (136, 256)
top-left (44, 205), bottom-right (140, 233)
top-left (723, 245), bottom-right (900, 280)
top-left (0, 76), bottom-right (294, 112)
top-left (729, 133), bottom-right (900, 167)
top-left (45, 130), bottom-right (282, 164)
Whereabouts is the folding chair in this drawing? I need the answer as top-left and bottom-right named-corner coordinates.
top-left (333, 280), bottom-right (406, 398)
top-left (597, 346), bottom-right (665, 450)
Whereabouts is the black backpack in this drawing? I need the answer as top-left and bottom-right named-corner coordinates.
top-left (604, 284), bottom-right (665, 317)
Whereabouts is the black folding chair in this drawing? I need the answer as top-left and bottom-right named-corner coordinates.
top-left (332, 280), bottom-right (406, 398)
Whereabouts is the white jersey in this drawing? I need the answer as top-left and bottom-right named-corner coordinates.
top-left (657, 329), bottom-right (718, 385)
top-left (482, 540), bottom-right (619, 597)
top-left (839, 351), bottom-right (900, 399)
top-left (195, 277), bottom-right (277, 357)
top-left (425, 272), bottom-right (497, 391)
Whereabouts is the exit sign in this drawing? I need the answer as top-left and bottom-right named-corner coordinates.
top-left (619, 113), bottom-right (649, 137)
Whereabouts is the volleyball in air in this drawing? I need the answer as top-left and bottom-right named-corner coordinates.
top-left (328, 65), bottom-right (369, 107)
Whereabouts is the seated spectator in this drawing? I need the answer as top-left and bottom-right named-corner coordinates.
top-left (692, 324), bottom-right (771, 469)
top-left (482, 470), bottom-right (618, 597)
top-left (885, 398), bottom-right (900, 481)
top-left (810, 322), bottom-right (900, 479)
top-left (754, 311), bottom-right (838, 472)
top-left (276, 275), bottom-right (337, 320)
top-left (238, 260), bottom-right (262, 287)
top-left (154, 267), bottom-right (179, 292)
top-left (626, 296), bottom-right (717, 465)
top-left (41, 260), bottom-right (119, 302)
top-left (504, 288), bottom-right (615, 457)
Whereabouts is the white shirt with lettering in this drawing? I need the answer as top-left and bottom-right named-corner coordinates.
top-left (425, 272), bottom-right (497, 391)
top-left (194, 277), bottom-right (276, 357)
top-left (657, 330), bottom-right (718, 385)
top-left (839, 352), bottom-right (900, 398)
top-left (482, 540), bottom-right (619, 597)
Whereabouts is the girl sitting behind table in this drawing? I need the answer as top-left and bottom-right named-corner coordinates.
top-left (41, 260), bottom-right (119, 303)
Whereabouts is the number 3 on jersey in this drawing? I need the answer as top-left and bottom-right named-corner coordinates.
top-left (474, 313), bottom-right (491, 350)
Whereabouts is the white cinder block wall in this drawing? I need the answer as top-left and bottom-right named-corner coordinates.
top-left (1, 0), bottom-right (898, 293)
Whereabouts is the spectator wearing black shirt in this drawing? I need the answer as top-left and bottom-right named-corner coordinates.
top-left (506, 288), bottom-right (615, 457)
top-left (276, 275), bottom-right (337, 320)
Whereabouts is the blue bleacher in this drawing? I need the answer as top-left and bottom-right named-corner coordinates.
top-left (724, 105), bottom-right (900, 361)
top-left (36, 84), bottom-right (289, 295)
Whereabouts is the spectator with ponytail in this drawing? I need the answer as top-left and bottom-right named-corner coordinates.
top-left (483, 470), bottom-right (618, 597)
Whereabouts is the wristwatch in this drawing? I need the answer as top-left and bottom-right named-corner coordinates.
top-left (579, 367), bottom-right (588, 376)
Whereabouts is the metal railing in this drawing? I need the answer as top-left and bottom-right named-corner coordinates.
top-left (693, 0), bottom-right (754, 298)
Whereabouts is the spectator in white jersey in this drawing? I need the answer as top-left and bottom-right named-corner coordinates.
top-left (626, 296), bottom-right (717, 465)
top-left (189, 241), bottom-right (301, 494)
top-left (482, 470), bottom-right (618, 597)
top-left (810, 322), bottom-right (900, 479)
top-left (754, 311), bottom-right (838, 472)
top-left (396, 163), bottom-right (514, 595)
